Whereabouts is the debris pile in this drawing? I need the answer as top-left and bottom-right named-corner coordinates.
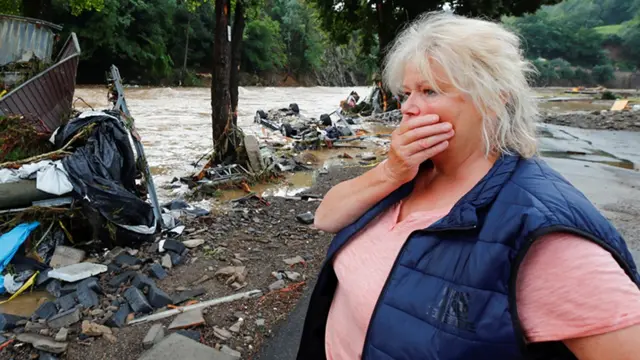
top-left (542, 109), bottom-right (640, 131)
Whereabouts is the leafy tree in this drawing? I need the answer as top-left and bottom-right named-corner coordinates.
top-left (309, 0), bottom-right (561, 69)
top-left (242, 14), bottom-right (287, 72)
top-left (620, 16), bottom-right (640, 66)
top-left (592, 64), bottom-right (615, 84)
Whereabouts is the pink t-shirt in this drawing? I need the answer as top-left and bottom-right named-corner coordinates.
top-left (325, 202), bottom-right (640, 359)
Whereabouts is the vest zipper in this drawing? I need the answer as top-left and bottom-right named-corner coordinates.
top-left (360, 224), bottom-right (477, 359)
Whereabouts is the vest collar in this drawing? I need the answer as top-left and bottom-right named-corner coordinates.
top-left (428, 153), bottom-right (521, 230)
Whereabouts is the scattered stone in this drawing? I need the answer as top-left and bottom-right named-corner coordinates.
top-left (283, 256), bottom-right (305, 266)
top-left (90, 309), bottom-right (105, 317)
top-left (25, 321), bottom-right (47, 332)
top-left (143, 324), bottom-right (165, 349)
top-left (46, 280), bottom-right (62, 298)
top-left (32, 301), bottom-right (58, 321)
top-left (168, 309), bottom-right (205, 330)
top-left (176, 329), bottom-right (201, 342)
top-left (77, 282), bottom-right (100, 308)
top-left (55, 328), bottom-right (68, 342)
top-left (114, 253), bottom-right (143, 267)
top-left (271, 271), bottom-right (284, 280)
top-left (192, 275), bottom-right (211, 286)
top-left (285, 271), bottom-right (301, 281)
top-left (220, 345), bottom-right (241, 360)
top-left (55, 293), bottom-right (77, 311)
top-left (162, 254), bottom-right (173, 269)
top-left (16, 333), bottom-right (68, 354)
top-left (361, 152), bottom-right (377, 161)
top-left (169, 251), bottom-right (183, 266)
top-left (0, 313), bottom-right (26, 331)
top-left (268, 280), bottom-right (286, 291)
top-left (148, 286), bottom-right (174, 309)
top-left (35, 270), bottom-right (53, 287)
top-left (296, 212), bottom-right (315, 225)
top-left (183, 239), bottom-right (205, 249)
top-left (132, 274), bottom-right (156, 291)
top-left (124, 287), bottom-right (153, 314)
top-left (108, 271), bottom-right (137, 288)
top-left (49, 263), bottom-right (108, 283)
top-left (208, 266), bottom-right (215, 271)
top-left (213, 326), bottom-right (232, 340)
top-left (81, 320), bottom-right (113, 337)
top-left (138, 333), bottom-right (235, 360)
top-left (172, 288), bottom-right (206, 305)
top-left (149, 263), bottom-right (168, 280)
top-left (106, 303), bottom-right (130, 328)
top-left (229, 319), bottom-right (243, 333)
top-left (160, 239), bottom-right (187, 255)
top-left (255, 319), bottom-right (265, 327)
top-left (48, 308), bottom-right (81, 329)
top-left (50, 246), bottom-right (86, 268)
top-left (40, 328), bottom-right (51, 336)
top-left (230, 282), bottom-right (246, 291)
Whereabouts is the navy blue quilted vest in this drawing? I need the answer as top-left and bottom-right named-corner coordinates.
top-left (297, 154), bottom-right (640, 360)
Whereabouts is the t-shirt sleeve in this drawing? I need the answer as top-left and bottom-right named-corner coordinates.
top-left (516, 232), bottom-right (640, 343)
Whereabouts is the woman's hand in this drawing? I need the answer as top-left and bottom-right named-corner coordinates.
top-left (382, 114), bottom-right (454, 185)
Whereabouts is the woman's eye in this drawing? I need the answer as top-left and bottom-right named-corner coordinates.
top-left (423, 89), bottom-right (437, 96)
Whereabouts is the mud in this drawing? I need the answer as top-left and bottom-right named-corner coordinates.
top-left (542, 110), bottom-right (640, 131)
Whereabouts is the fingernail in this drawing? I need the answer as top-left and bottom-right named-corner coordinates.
top-left (429, 114), bottom-right (440, 121)
top-left (443, 122), bottom-right (452, 129)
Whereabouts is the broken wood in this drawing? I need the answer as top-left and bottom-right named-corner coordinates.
top-left (128, 289), bottom-right (263, 325)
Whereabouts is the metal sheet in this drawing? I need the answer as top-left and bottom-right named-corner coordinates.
top-left (0, 15), bottom-right (62, 67)
top-left (0, 33), bottom-right (81, 132)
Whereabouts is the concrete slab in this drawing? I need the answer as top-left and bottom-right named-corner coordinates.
top-left (168, 309), bottom-right (205, 330)
top-left (49, 263), bottom-right (108, 282)
top-left (138, 333), bottom-right (235, 360)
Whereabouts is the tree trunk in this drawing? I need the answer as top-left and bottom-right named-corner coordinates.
top-left (229, 0), bottom-right (246, 125)
top-left (376, 0), bottom-right (392, 69)
top-left (211, 0), bottom-right (235, 164)
top-left (182, 14), bottom-right (191, 85)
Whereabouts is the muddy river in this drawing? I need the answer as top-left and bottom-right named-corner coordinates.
top-left (73, 86), bottom-right (640, 202)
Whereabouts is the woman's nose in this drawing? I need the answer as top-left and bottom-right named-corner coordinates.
top-left (401, 94), bottom-right (421, 117)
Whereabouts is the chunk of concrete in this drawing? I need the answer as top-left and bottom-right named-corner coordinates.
top-left (161, 239), bottom-right (186, 255)
top-left (50, 246), bottom-right (85, 268)
top-left (161, 254), bottom-right (172, 269)
top-left (16, 333), bottom-right (68, 354)
top-left (0, 313), bottom-right (26, 331)
top-left (124, 287), bottom-right (153, 314)
top-left (172, 288), bottom-right (206, 305)
top-left (47, 307), bottom-right (81, 329)
top-left (81, 320), bottom-right (112, 337)
top-left (143, 324), bottom-right (165, 349)
top-left (32, 301), bottom-right (58, 321)
top-left (176, 330), bottom-right (200, 342)
top-left (49, 263), bottom-right (108, 283)
top-left (168, 309), bottom-right (205, 330)
top-left (77, 282), bottom-right (100, 308)
top-left (183, 239), bottom-right (205, 249)
top-left (106, 303), bottom-right (130, 328)
top-left (169, 251), bottom-right (183, 266)
top-left (132, 274), bottom-right (156, 291)
top-left (296, 212), bottom-right (315, 225)
top-left (148, 286), bottom-right (173, 309)
top-left (55, 327), bottom-right (69, 342)
top-left (244, 135), bottom-right (263, 172)
top-left (108, 271), bottom-right (137, 288)
top-left (55, 293), bottom-right (77, 311)
top-left (148, 263), bottom-right (168, 280)
top-left (220, 345), bottom-right (241, 360)
top-left (137, 333), bottom-right (235, 360)
top-left (115, 253), bottom-right (143, 267)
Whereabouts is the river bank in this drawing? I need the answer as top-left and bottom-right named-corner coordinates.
top-left (542, 110), bottom-right (640, 131)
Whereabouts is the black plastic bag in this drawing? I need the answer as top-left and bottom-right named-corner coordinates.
top-left (57, 111), bottom-right (156, 244)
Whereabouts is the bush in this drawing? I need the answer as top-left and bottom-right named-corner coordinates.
top-left (601, 91), bottom-right (618, 100)
top-left (592, 64), bottom-right (615, 84)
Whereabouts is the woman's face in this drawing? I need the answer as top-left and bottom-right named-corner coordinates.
top-left (400, 61), bottom-right (486, 160)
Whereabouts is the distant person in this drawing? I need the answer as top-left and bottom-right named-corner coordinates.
top-left (297, 11), bottom-right (640, 360)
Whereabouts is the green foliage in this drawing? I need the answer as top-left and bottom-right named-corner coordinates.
top-left (620, 15), bottom-right (640, 66)
top-left (242, 14), bottom-right (287, 72)
top-left (592, 64), bottom-right (615, 84)
top-left (601, 90), bottom-right (617, 100)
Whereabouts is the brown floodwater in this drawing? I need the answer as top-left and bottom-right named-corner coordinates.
top-left (0, 291), bottom-right (54, 317)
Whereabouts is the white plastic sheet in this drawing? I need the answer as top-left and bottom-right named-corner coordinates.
top-left (0, 160), bottom-right (73, 195)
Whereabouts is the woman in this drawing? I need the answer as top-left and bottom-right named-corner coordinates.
top-left (296, 12), bottom-right (640, 360)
